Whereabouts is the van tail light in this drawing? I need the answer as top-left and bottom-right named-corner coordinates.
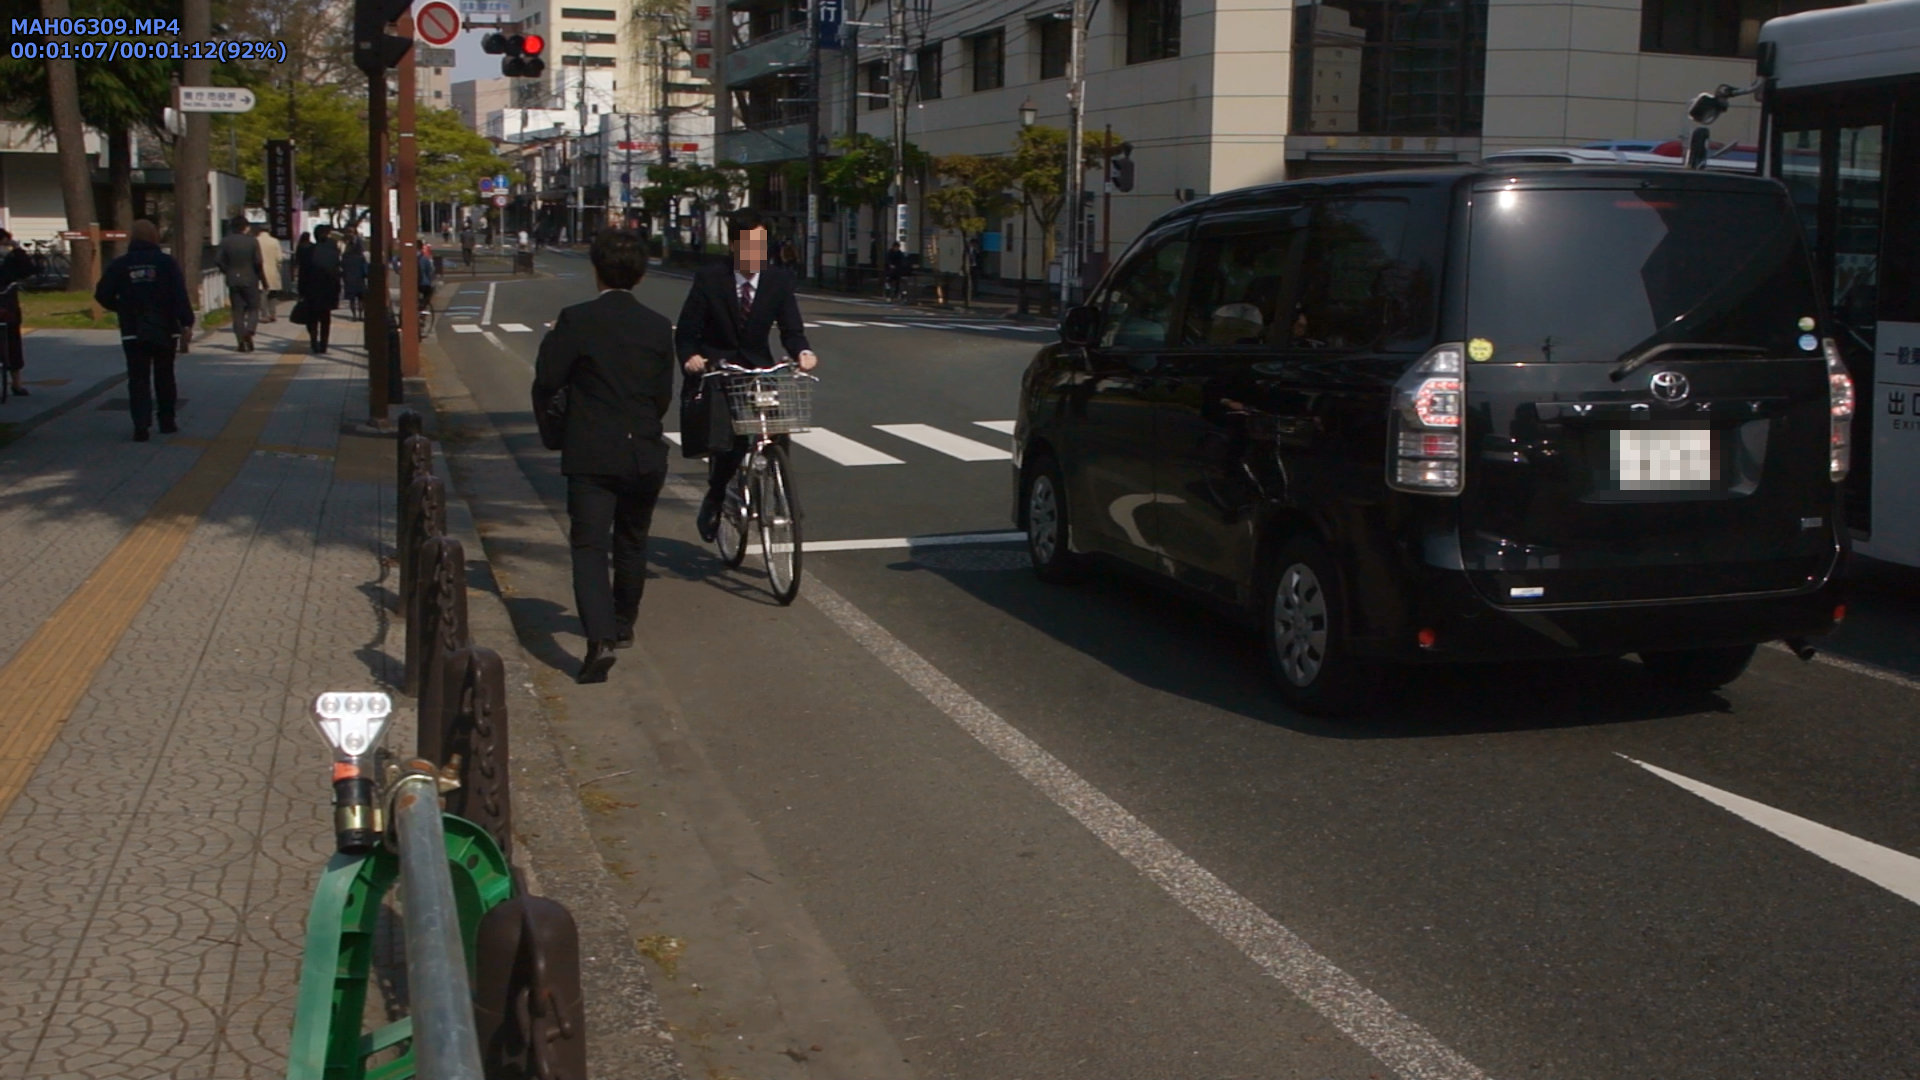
top-left (1823, 337), bottom-right (1854, 482)
top-left (1388, 343), bottom-right (1465, 495)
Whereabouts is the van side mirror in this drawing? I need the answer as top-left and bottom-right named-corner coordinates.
top-left (1060, 305), bottom-right (1099, 347)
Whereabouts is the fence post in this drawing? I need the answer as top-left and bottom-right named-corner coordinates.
top-left (442, 645), bottom-right (512, 861)
top-left (414, 535), bottom-right (471, 762)
top-left (402, 474), bottom-right (448, 695)
top-left (473, 895), bottom-right (588, 1080)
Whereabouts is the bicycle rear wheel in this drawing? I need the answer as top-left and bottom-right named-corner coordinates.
top-left (758, 444), bottom-right (801, 605)
top-left (715, 458), bottom-right (751, 568)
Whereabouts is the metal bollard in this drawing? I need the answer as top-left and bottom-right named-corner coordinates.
top-left (412, 535), bottom-right (470, 718)
top-left (438, 645), bottom-right (513, 861)
top-left (392, 771), bottom-right (487, 1080)
top-left (473, 895), bottom-right (588, 1080)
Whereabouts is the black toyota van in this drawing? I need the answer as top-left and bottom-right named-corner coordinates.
top-left (1011, 165), bottom-right (1852, 714)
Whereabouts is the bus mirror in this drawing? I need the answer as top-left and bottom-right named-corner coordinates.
top-left (1686, 91), bottom-right (1726, 126)
top-left (1684, 127), bottom-right (1713, 169)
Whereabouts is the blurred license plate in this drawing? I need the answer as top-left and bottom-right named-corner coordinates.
top-left (1611, 430), bottom-right (1716, 491)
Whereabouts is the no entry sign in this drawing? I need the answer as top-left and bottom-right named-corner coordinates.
top-left (415, 1), bottom-right (461, 46)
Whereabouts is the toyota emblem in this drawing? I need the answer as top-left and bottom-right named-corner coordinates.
top-left (1649, 370), bottom-right (1690, 403)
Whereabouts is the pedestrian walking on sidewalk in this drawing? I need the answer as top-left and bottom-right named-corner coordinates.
top-left (342, 236), bottom-right (369, 321)
top-left (298, 225), bottom-right (342, 354)
top-left (531, 229), bottom-right (677, 685)
top-left (0, 230), bottom-right (33, 397)
top-left (252, 223), bottom-right (284, 323)
top-left (215, 215), bottom-right (264, 352)
top-left (93, 219), bottom-right (194, 441)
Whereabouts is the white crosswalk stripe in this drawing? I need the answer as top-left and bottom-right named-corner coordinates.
top-left (452, 324), bottom-right (482, 334)
top-left (873, 423), bottom-right (1012, 461)
top-left (791, 429), bottom-right (905, 466)
top-left (974, 420), bottom-right (1017, 435)
top-left (499, 322), bottom-right (534, 332)
top-left (816, 320), bottom-right (866, 327)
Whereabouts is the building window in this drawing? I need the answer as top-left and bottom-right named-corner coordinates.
top-left (916, 44), bottom-right (942, 100)
top-left (1640, 0), bottom-right (1827, 59)
top-left (562, 54), bottom-right (618, 67)
top-left (1290, 0), bottom-right (1487, 137)
top-left (970, 29), bottom-right (1005, 91)
top-left (1125, 0), bottom-right (1180, 65)
top-left (561, 31), bottom-right (617, 43)
top-left (865, 61), bottom-right (889, 110)
top-left (559, 7), bottom-right (615, 17)
top-left (1035, 14), bottom-right (1068, 79)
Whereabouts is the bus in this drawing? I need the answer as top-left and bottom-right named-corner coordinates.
top-left (1695, 0), bottom-right (1920, 565)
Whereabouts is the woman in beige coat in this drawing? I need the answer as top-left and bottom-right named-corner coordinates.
top-left (251, 223), bottom-right (285, 323)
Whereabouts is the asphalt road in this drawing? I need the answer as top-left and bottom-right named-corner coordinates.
top-left (431, 251), bottom-right (1920, 1080)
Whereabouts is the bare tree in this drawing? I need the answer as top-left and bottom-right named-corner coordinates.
top-left (38, 0), bottom-right (98, 287)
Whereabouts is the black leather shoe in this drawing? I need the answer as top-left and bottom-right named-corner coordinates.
top-left (133, 428), bottom-right (150, 442)
top-left (696, 492), bottom-right (721, 542)
top-left (614, 629), bottom-right (635, 649)
top-left (158, 419), bottom-right (178, 434)
top-left (11, 385), bottom-right (26, 396)
top-left (576, 640), bottom-right (617, 684)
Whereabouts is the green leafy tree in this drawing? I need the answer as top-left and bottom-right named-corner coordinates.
top-left (820, 132), bottom-right (927, 272)
top-left (417, 108), bottom-right (519, 209)
top-left (926, 153), bottom-right (1016, 308)
top-left (1007, 124), bottom-right (1126, 314)
top-left (220, 82), bottom-right (368, 218)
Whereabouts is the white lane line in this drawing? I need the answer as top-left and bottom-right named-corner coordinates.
top-left (664, 432), bottom-right (681, 446)
top-left (858, 322), bottom-right (906, 328)
top-left (789, 428), bottom-right (905, 466)
top-left (482, 280), bottom-right (498, 326)
top-left (480, 330), bottom-right (508, 351)
top-left (873, 423), bottom-right (1012, 462)
top-left (803, 322), bottom-right (822, 328)
top-left (904, 321), bottom-right (958, 330)
top-left (452, 324), bottom-right (483, 334)
top-left (802, 576), bottom-right (1492, 1080)
top-left (499, 322), bottom-right (534, 333)
top-left (974, 420), bottom-right (1017, 435)
top-left (1760, 641), bottom-right (1920, 693)
top-left (808, 531), bottom-right (1025, 552)
top-left (816, 320), bottom-right (866, 327)
top-left (1620, 755), bottom-right (1920, 907)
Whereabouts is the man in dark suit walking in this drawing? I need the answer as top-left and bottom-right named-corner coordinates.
top-left (532, 229), bottom-right (678, 684)
top-left (674, 207), bottom-right (818, 541)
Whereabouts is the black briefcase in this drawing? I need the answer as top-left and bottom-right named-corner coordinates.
top-left (535, 386), bottom-right (568, 451)
top-left (678, 380), bottom-right (732, 459)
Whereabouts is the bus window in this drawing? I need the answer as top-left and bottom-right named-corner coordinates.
top-left (1777, 129), bottom-right (1821, 252)
top-left (1833, 123), bottom-right (1883, 337)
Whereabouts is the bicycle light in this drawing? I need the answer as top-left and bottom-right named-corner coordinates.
top-left (311, 691), bottom-right (394, 854)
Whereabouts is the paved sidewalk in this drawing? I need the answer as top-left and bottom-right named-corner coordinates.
top-left (0, 315), bottom-right (674, 1078)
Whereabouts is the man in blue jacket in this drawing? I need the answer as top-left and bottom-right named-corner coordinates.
top-left (94, 219), bottom-right (195, 441)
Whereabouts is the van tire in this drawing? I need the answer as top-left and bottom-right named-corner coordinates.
top-left (1025, 455), bottom-right (1084, 584)
top-left (1638, 644), bottom-right (1758, 693)
top-left (1265, 537), bottom-right (1370, 716)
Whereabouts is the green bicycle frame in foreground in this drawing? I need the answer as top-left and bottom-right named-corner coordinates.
top-left (285, 814), bottom-right (514, 1080)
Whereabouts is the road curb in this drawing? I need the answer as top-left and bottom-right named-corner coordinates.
top-left (413, 337), bottom-right (689, 1080)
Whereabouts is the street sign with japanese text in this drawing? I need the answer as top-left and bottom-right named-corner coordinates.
top-left (266, 140), bottom-right (296, 242)
top-left (179, 87), bottom-right (256, 113)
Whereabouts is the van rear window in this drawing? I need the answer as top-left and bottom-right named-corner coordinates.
top-left (1465, 188), bottom-right (1820, 365)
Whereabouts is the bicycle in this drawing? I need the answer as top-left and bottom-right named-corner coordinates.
top-left (701, 360), bottom-right (817, 605)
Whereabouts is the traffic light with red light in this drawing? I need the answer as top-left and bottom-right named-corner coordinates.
top-left (492, 32), bottom-right (545, 77)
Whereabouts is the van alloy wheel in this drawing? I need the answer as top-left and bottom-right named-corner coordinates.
top-left (1026, 457), bottom-right (1082, 584)
top-left (1271, 562), bottom-right (1330, 687)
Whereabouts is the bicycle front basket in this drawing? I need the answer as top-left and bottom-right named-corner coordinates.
top-left (724, 371), bottom-right (813, 434)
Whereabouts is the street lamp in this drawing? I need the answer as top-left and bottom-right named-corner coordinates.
top-left (1017, 98), bottom-right (1035, 316)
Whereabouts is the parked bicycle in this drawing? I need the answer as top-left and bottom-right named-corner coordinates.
top-left (701, 360), bottom-right (817, 605)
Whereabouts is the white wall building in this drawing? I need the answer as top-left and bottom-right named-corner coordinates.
top-left (713, 0), bottom-right (1847, 283)
top-left (454, 77), bottom-right (515, 135)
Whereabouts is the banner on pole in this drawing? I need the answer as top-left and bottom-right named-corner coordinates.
top-left (266, 140), bottom-right (296, 242)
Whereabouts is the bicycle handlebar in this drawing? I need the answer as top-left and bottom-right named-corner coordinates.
top-left (698, 360), bottom-right (818, 381)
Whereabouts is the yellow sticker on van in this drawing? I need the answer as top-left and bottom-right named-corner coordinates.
top-left (1468, 338), bottom-right (1494, 363)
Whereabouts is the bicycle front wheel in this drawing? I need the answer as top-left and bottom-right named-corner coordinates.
top-left (758, 444), bottom-right (801, 605)
top-left (716, 458), bottom-right (751, 569)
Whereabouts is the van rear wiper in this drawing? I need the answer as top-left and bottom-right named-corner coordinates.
top-left (1610, 341), bottom-right (1768, 382)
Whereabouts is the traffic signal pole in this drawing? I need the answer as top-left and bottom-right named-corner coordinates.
top-left (398, 12), bottom-right (421, 377)
top-left (1101, 122), bottom-right (1111, 268)
top-left (367, 69), bottom-right (391, 423)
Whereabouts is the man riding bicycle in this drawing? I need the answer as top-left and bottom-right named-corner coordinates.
top-left (675, 207), bottom-right (818, 542)
top-left (884, 241), bottom-right (909, 301)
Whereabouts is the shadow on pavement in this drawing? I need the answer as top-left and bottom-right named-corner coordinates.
top-left (883, 550), bottom-right (1722, 739)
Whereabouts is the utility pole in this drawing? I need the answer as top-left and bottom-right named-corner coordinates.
top-left (1100, 121), bottom-right (1112, 274)
top-left (398, 11), bottom-right (420, 377)
top-left (576, 35), bottom-right (589, 243)
top-left (806, 0), bottom-right (822, 283)
top-left (845, 8), bottom-right (860, 272)
top-left (178, 0), bottom-right (212, 296)
top-left (888, 0), bottom-right (907, 253)
top-left (1062, 0), bottom-right (1087, 309)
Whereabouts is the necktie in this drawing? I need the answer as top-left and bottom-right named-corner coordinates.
top-left (739, 278), bottom-right (754, 312)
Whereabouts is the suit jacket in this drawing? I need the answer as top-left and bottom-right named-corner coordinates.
top-left (673, 261), bottom-right (811, 377)
top-left (255, 232), bottom-right (285, 291)
top-left (215, 232), bottom-right (263, 287)
top-left (533, 289), bottom-right (678, 477)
